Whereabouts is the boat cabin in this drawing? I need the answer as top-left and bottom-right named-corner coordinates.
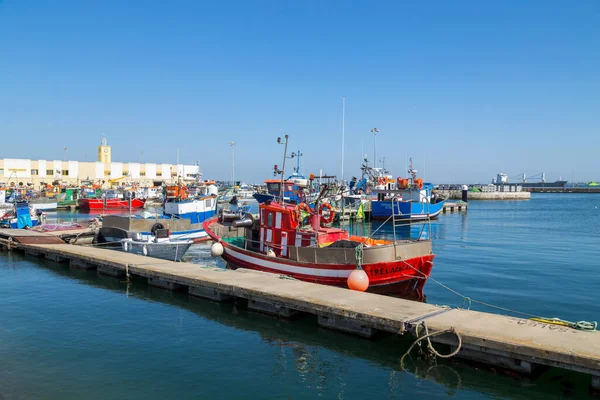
top-left (264, 180), bottom-right (296, 202)
top-left (258, 201), bottom-right (349, 258)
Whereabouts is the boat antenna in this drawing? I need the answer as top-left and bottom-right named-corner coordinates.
top-left (291, 150), bottom-right (303, 174)
top-left (274, 135), bottom-right (289, 204)
top-left (408, 157), bottom-right (417, 181)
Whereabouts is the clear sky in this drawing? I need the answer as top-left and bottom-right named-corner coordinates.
top-left (1, 0), bottom-right (598, 184)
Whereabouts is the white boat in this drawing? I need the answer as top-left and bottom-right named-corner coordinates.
top-left (29, 197), bottom-right (58, 211)
top-left (121, 229), bottom-right (193, 262)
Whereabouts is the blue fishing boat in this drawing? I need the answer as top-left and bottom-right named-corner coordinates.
top-left (254, 151), bottom-right (316, 204)
top-left (253, 174), bottom-right (313, 205)
top-left (371, 159), bottom-right (445, 221)
top-left (371, 183), bottom-right (445, 220)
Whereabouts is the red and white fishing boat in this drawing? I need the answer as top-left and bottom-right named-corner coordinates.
top-left (204, 135), bottom-right (434, 296)
top-left (204, 199), bottom-right (434, 296)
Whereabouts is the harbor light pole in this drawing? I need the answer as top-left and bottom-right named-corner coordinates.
top-left (370, 128), bottom-right (379, 168)
top-left (228, 141), bottom-right (235, 187)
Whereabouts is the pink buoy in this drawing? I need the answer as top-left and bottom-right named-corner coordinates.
top-left (347, 269), bottom-right (369, 292)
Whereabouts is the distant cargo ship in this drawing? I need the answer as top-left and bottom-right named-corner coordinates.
top-left (520, 180), bottom-right (567, 188)
top-left (492, 172), bottom-right (567, 189)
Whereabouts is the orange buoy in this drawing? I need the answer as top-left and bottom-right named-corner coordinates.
top-left (347, 269), bottom-right (369, 292)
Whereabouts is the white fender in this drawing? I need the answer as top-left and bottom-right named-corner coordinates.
top-left (211, 242), bottom-right (224, 257)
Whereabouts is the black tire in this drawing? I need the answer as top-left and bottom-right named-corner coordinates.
top-left (151, 222), bottom-right (165, 235)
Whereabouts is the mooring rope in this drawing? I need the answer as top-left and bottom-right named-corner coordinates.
top-left (398, 259), bottom-right (597, 331)
top-left (400, 321), bottom-right (462, 370)
top-left (355, 244), bottom-right (364, 270)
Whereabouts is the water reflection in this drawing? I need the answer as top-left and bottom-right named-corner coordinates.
top-left (0, 252), bottom-right (591, 400)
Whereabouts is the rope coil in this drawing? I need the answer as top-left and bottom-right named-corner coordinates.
top-left (400, 321), bottom-right (463, 370)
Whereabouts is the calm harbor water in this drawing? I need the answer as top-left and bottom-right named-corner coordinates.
top-left (1, 193), bottom-right (598, 399)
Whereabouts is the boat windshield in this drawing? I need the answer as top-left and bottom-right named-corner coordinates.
top-left (267, 182), bottom-right (280, 194)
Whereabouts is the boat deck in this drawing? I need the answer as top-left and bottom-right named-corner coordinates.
top-left (1, 235), bottom-right (599, 390)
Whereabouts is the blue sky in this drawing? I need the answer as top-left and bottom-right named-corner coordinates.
top-left (1, 0), bottom-right (598, 183)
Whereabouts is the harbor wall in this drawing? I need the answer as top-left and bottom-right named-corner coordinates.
top-left (436, 190), bottom-right (531, 200)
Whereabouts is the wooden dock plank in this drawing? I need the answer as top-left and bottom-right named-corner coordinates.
top-left (0, 229), bottom-right (57, 237)
top-left (0, 229), bottom-right (65, 244)
top-left (7, 241), bottom-right (600, 382)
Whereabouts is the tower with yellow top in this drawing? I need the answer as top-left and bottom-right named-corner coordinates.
top-left (98, 137), bottom-right (111, 163)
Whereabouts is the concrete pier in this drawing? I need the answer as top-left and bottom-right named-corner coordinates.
top-left (1, 229), bottom-right (599, 391)
top-left (442, 201), bottom-right (468, 213)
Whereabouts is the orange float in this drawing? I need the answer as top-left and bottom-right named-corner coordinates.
top-left (347, 269), bottom-right (369, 291)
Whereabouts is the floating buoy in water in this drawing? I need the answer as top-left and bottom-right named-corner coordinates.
top-left (210, 242), bottom-right (224, 257)
top-left (347, 269), bottom-right (369, 292)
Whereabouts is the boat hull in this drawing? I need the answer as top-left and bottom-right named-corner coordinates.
top-left (1, 217), bottom-right (40, 229)
top-left (253, 193), bottom-right (275, 204)
top-left (371, 200), bottom-right (445, 221)
top-left (220, 244), bottom-right (433, 289)
top-left (29, 202), bottom-right (58, 211)
top-left (121, 239), bottom-right (193, 262)
top-left (78, 198), bottom-right (146, 210)
top-left (99, 227), bottom-right (209, 244)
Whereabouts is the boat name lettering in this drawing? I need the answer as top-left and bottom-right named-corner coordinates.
top-left (368, 265), bottom-right (411, 276)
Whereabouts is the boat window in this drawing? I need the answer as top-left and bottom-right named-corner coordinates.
top-left (267, 212), bottom-right (273, 227)
top-left (267, 182), bottom-right (280, 193)
top-left (205, 199), bottom-right (211, 207)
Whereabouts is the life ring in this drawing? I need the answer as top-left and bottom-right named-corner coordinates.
top-left (378, 177), bottom-right (386, 186)
top-left (319, 203), bottom-right (335, 224)
top-left (142, 245), bottom-right (148, 256)
top-left (151, 222), bottom-right (165, 235)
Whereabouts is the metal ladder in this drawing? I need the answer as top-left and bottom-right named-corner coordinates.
top-left (391, 196), bottom-right (404, 241)
top-left (391, 195), bottom-right (432, 242)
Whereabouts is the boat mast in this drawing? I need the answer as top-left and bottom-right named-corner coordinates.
top-left (293, 150), bottom-right (303, 174)
top-left (341, 96), bottom-right (345, 184)
top-left (408, 158), bottom-right (417, 182)
top-left (341, 97), bottom-right (346, 221)
top-left (278, 135), bottom-right (289, 204)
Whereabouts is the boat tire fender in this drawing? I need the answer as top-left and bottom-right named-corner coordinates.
top-left (151, 223), bottom-right (165, 235)
top-left (123, 241), bottom-right (129, 252)
top-left (142, 245), bottom-right (148, 256)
